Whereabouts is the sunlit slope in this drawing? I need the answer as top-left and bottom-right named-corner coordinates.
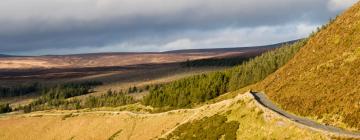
top-left (0, 94), bottom-right (326, 140)
top-left (256, 2), bottom-right (360, 130)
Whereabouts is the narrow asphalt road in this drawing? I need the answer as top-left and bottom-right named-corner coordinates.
top-left (252, 92), bottom-right (360, 138)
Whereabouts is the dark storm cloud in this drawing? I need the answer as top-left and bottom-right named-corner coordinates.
top-left (0, 0), bottom-right (357, 55)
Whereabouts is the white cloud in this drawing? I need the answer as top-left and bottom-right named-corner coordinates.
top-left (296, 23), bottom-right (319, 37)
top-left (162, 39), bottom-right (194, 50)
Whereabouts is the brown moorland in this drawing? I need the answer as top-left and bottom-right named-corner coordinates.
top-left (0, 46), bottom-right (274, 70)
top-left (0, 44), bottom-right (285, 81)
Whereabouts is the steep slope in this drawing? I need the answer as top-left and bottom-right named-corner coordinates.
top-left (256, 2), bottom-right (360, 130)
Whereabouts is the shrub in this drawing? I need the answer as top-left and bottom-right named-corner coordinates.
top-left (165, 114), bottom-right (239, 140)
top-left (0, 103), bottom-right (12, 114)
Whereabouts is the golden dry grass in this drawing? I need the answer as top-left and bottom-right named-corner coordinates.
top-left (0, 110), bottom-right (195, 140)
top-left (253, 1), bottom-right (360, 130)
top-left (0, 92), bottom-right (327, 140)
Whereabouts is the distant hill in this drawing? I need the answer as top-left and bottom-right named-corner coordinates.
top-left (256, 1), bottom-right (360, 130)
top-left (0, 54), bottom-right (11, 57)
top-left (0, 41), bottom-right (293, 70)
top-left (165, 40), bottom-right (298, 53)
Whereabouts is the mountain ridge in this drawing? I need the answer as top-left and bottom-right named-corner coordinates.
top-left (0, 41), bottom-right (294, 70)
top-left (0, 40), bottom-right (297, 57)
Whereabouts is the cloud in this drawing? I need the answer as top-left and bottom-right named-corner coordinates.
top-left (0, 0), bottom-right (356, 55)
top-left (162, 39), bottom-right (194, 50)
top-left (11, 23), bottom-right (319, 55)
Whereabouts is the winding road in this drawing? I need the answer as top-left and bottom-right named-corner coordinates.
top-left (251, 92), bottom-right (360, 138)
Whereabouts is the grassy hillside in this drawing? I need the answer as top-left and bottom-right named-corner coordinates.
top-left (0, 94), bottom-right (326, 140)
top-left (255, 2), bottom-right (360, 130)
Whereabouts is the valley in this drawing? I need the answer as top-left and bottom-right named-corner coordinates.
top-left (1, 1), bottom-right (360, 139)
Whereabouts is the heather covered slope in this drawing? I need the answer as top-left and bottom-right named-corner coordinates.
top-left (256, 2), bottom-right (360, 130)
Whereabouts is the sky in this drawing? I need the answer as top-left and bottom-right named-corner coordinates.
top-left (0, 0), bottom-right (358, 55)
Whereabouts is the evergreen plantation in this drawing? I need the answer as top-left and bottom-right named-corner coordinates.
top-left (181, 55), bottom-right (251, 67)
top-left (84, 89), bottom-right (135, 108)
top-left (20, 81), bottom-right (103, 112)
top-left (19, 83), bottom-right (136, 113)
top-left (143, 40), bottom-right (307, 108)
top-left (0, 83), bottom-right (40, 98)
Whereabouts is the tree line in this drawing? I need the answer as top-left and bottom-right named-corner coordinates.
top-left (84, 89), bottom-right (135, 108)
top-left (19, 81), bottom-right (102, 113)
top-left (143, 40), bottom-right (307, 108)
top-left (20, 89), bottom-right (135, 113)
top-left (181, 56), bottom-right (252, 67)
top-left (39, 81), bottom-right (102, 100)
top-left (143, 72), bottom-right (228, 108)
top-left (0, 83), bottom-right (40, 99)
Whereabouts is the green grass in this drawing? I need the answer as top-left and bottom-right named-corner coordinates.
top-left (163, 114), bottom-right (239, 140)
